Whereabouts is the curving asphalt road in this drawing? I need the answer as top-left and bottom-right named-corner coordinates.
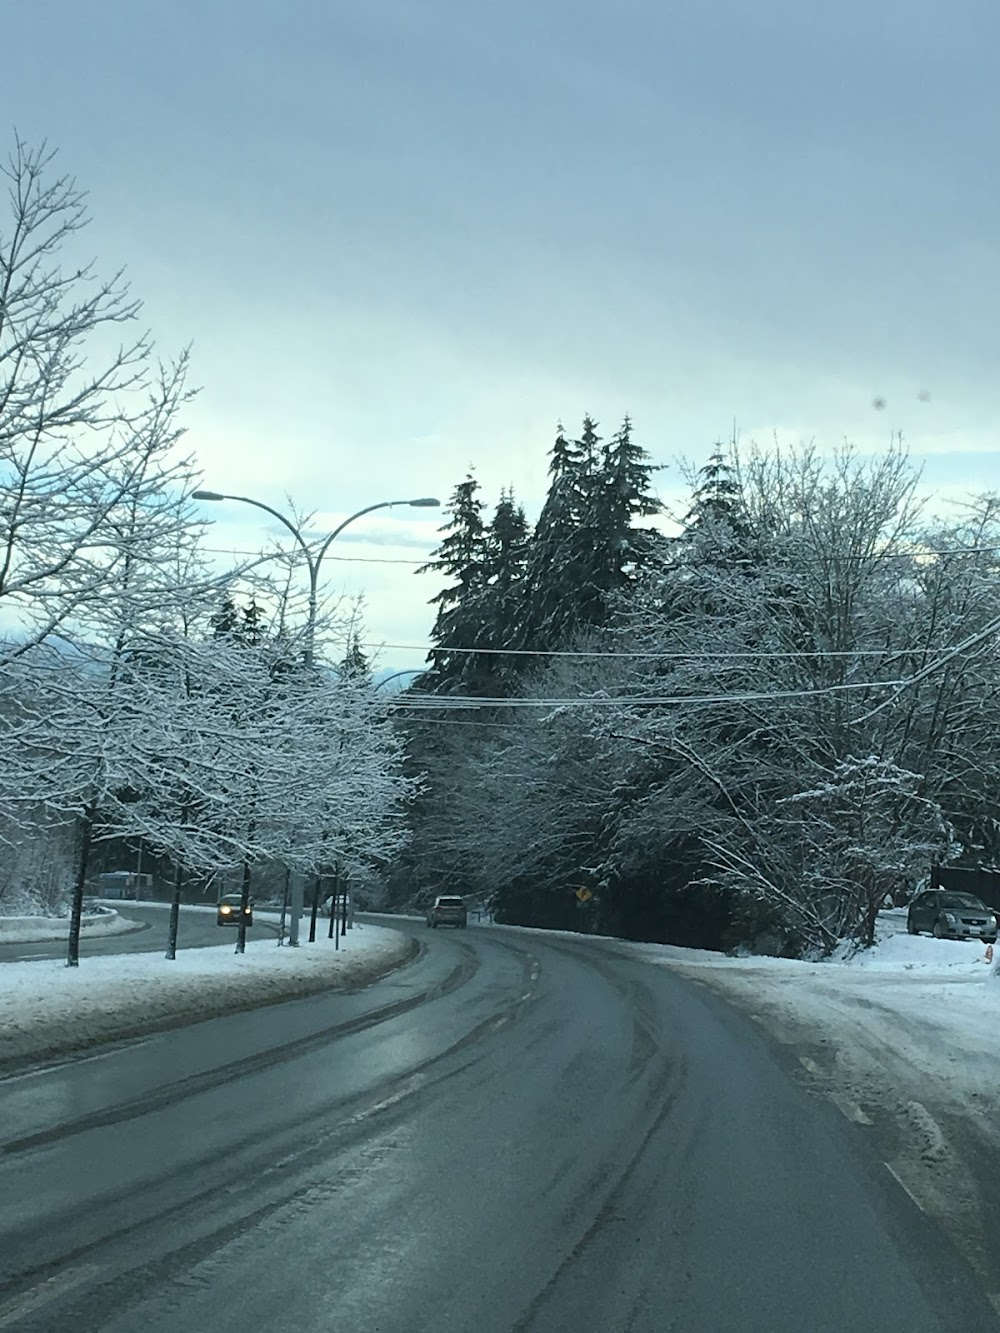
top-left (0, 903), bottom-right (281, 964)
top-left (0, 920), bottom-right (996, 1332)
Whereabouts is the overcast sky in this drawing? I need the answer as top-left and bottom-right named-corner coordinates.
top-left (5, 0), bottom-right (998, 672)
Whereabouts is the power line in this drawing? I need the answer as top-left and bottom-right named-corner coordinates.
top-left (368, 642), bottom-right (970, 661)
top-left (390, 615), bottom-right (1000, 716)
top-left (391, 714), bottom-right (517, 731)
top-left (814, 543), bottom-right (1000, 560)
top-left (203, 543), bottom-right (1000, 571)
top-left (390, 678), bottom-right (903, 710)
top-left (202, 548), bottom-right (430, 566)
top-left (854, 606), bottom-right (1000, 724)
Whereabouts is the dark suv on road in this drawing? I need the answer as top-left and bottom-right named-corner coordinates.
top-left (907, 890), bottom-right (997, 942)
top-left (426, 896), bottom-right (468, 929)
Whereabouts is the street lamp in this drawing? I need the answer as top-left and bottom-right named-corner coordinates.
top-left (372, 667), bottom-right (440, 692)
top-left (193, 487), bottom-right (440, 943)
top-left (192, 490), bottom-right (439, 667)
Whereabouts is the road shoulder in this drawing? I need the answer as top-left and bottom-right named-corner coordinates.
top-left (666, 957), bottom-right (1000, 1305)
top-left (0, 926), bottom-right (418, 1077)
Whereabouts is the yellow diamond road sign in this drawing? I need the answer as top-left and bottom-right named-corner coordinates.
top-left (575, 887), bottom-right (593, 902)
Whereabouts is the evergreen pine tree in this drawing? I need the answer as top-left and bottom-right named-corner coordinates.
top-left (242, 596), bottom-right (265, 648)
top-left (678, 444), bottom-right (756, 586)
top-left (338, 634), bottom-right (371, 683)
top-left (578, 413), bottom-right (664, 608)
top-left (600, 414), bottom-right (662, 571)
top-left (684, 446), bottom-right (747, 535)
top-left (210, 594), bottom-right (241, 640)
top-left (521, 415), bottom-right (662, 649)
top-left (484, 489), bottom-right (530, 598)
top-left (416, 472), bottom-right (490, 690)
top-left (478, 488), bottom-right (531, 691)
top-left (211, 593), bottom-right (267, 648)
top-left (519, 422), bottom-right (592, 651)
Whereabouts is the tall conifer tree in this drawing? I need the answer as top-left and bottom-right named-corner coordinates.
top-left (478, 487), bottom-right (531, 691)
top-left (521, 415), bottom-right (661, 649)
top-left (417, 472), bottom-right (489, 689)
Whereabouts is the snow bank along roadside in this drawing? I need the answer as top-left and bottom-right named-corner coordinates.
top-left (0, 906), bottom-right (140, 945)
top-left (0, 924), bottom-right (416, 1075)
top-left (615, 914), bottom-right (1000, 1294)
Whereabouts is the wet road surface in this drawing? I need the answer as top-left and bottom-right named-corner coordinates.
top-left (0, 921), bottom-right (996, 1332)
top-left (0, 903), bottom-right (280, 964)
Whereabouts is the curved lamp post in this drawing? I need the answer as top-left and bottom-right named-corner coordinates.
top-left (192, 490), bottom-right (439, 666)
top-left (372, 667), bottom-right (440, 692)
top-left (192, 487), bottom-right (440, 944)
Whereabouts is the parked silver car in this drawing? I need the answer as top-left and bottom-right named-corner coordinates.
top-left (907, 890), bottom-right (997, 942)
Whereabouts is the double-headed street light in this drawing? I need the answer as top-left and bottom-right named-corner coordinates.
top-left (192, 487), bottom-right (440, 944)
top-left (192, 490), bottom-right (439, 666)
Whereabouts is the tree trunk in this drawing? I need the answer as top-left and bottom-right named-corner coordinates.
top-left (236, 860), bottom-right (252, 954)
top-left (331, 863), bottom-right (342, 948)
top-left (66, 802), bottom-right (96, 967)
top-left (279, 865), bottom-right (291, 946)
top-left (166, 860), bottom-right (184, 960)
top-left (309, 874), bottom-right (322, 943)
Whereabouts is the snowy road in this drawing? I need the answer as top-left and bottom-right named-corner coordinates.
top-left (1, 922), bottom-right (997, 1332)
top-left (0, 903), bottom-right (280, 964)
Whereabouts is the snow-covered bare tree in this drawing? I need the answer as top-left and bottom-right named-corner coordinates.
top-left (0, 135), bottom-right (242, 959)
top-left (408, 438), bottom-right (1000, 955)
top-left (594, 442), bottom-right (984, 950)
top-left (0, 139), bottom-right (416, 960)
top-left (0, 137), bottom-right (203, 661)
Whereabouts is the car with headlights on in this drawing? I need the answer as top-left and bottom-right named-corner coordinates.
top-left (907, 890), bottom-right (997, 942)
top-left (217, 894), bottom-right (253, 927)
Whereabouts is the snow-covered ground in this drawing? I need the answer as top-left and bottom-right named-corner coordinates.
top-left (0, 905), bottom-right (140, 944)
top-left (0, 920), bottom-right (414, 1073)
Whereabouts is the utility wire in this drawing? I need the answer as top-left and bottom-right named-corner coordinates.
top-left (390, 678), bottom-right (904, 710)
top-left (202, 548), bottom-right (429, 565)
top-left (367, 642), bottom-right (972, 661)
top-left (204, 543), bottom-right (1000, 570)
top-left (388, 623), bottom-right (1000, 716)
top-left (854, 607), bottom-right (1000, 724)
top-left (389, 714), bottom-right (519, 731)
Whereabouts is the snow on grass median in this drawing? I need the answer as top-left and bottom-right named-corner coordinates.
top-left (0, 907), bottom-right (140, 945)
top-left (0, 923), bottom-right (415, 1073)
top-left (613, 908), bottom-right (1000, 1061)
